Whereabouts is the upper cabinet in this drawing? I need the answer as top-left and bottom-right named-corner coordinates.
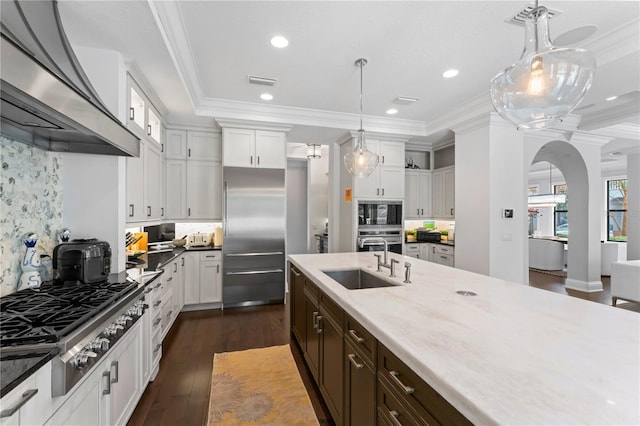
top-left (432, 166), bottom-right (455, 218)
top-left (405, 170), bottom-right (432, 219)
top-left (222, 128), bottom-right (286, 169)
top-left (127, 78), bottom-right (162, 149)
top-left (126, 73), bottom-right (166, 224)
top-left (164, 128), bottom-right (222, 220)
top-left (350, 138), bottom-right (405, 199)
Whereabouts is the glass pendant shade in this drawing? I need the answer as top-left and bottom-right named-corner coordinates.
top-left (344, 58), bottom-right (379, 177)
top-left (344, 129), bottom-right (379, 177)
top-left (490, 6), bottom-right (596, 130)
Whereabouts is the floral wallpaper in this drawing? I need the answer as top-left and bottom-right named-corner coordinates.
top-left (0, 137), bottom-right (63, 296)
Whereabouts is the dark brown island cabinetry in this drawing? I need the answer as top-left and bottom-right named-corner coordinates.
top-left (289, 265), bottom-right (470, 426)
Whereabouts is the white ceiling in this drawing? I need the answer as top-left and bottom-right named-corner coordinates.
top-left (58, 1), bottom-right (640, 153)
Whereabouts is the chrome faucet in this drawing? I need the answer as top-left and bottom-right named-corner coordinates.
top-left (358, 237), bottom-right (392, 274)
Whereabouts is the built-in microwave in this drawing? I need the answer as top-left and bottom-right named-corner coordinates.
top-left (358, 201), bottom-right (402, 226)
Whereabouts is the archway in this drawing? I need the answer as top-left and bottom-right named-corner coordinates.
top-left (528, 140), bottom-right (603, 292)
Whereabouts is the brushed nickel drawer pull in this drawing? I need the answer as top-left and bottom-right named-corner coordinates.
top-left (153, 300), bottom-right (162, 308)
top-left (389, 370), bottom-right (415, 394)
top-left (312, 311), bottom-right (318, 329)
top-left (153, 318), bottom-right (161, 327)
top-left (102, 372), bottom-right (111, 395)
top-left (389, 409), bottom-right (403, 426)
top-left (349, 329), bottom-right (365, 343)
top-left (316, 315), bottom-right (323, 334)
top-left (153, 344), bottom-right (161, 354)
top-left (347, 353), bottom-right (364, 369)
top-left (110, 361), bottom-right (119, 384)
top-left (0, 389), bottom-right (38, 417)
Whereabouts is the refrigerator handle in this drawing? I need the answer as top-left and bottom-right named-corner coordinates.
top-left (223, 181), bottom-right (228, 236)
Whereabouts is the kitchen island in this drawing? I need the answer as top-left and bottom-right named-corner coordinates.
top-left (289, 252), bottom-right (640, 425)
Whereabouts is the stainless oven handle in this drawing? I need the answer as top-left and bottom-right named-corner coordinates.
top-left (225, 252), bottom-right (283, 257)
top-left (110, 361), bottom-right (119, 384)
top-left (226, 269), bottom-right (283, 276)
top-left (223, 181), bottom-right (228, 236)
top-left (0, 389), bottom-right (38, 418)
top-left (102, 372), bottom-right (111, 395)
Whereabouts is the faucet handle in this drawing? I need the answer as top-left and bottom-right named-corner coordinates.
top-left (373, 253), bottom-right (383, 272)
top-left (390, 258), bottom-right (400, 277)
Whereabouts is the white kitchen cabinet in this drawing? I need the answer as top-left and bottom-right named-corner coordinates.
top-left (351, 139), bottom-right (405, 199)
top-left (222, 128), bottom-right (286, 169)
top-left (184, 251), bottom-right (222, 306)
top-left (421, 243), bottom-right (435, 261)
top-left (171, 256), bottom-right (185, 317)
top-left (164, 159), bottom-right (187, 219)
top-left (43, 368), bottom-right (107, 426)
top-left (432, 166), bottom-right (455, 218)
top-left (127, 82), bottom-right (146, 139)
top-left (405, 243), bottom-right (420, 259)
top-left (143, 141), bottom-right (163, 220)
top-left (433, 244), bottom-right (455, 267)
top-left (0, 375), bottom-right (38, 426)
top-left (186, 161), bottom-right (222, 219)
top-left (187, 131), bottom-right (221, 161)
top-left (405, 170), bottom-right (432, 219)
top-left (126, 139), bottom-right (145, 222)
top-left (107, 321), bottom-right (143, 426)
top-left (127, 140), bottom-right (164, 223)
top-left (199, 252), bottom-right (222, 303)
top-left (164, 129), bottom-right (188, 159)
top-left (164, 129), bottom-right (222, 220)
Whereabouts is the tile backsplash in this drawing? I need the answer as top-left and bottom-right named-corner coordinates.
top-left (0, 137), bottom-right (63, 296)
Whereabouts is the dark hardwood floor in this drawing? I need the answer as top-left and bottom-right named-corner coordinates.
top-left (127, 304), bottom-right (333, 426)
top-left (129, 272), bottom-right (638, 426)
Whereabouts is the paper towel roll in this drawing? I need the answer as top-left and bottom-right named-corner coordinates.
top-left (213, 227), bottom-right (223, 247)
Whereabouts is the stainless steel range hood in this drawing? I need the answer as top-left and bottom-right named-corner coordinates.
top-left (0, 0), bottom-right (139, 156)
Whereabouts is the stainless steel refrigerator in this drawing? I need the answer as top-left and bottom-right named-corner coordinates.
top-left (222, 167), bottom-right (286, 307)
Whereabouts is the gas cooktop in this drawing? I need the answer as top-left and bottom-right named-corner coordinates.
top-left (0, 280), bottom-right (137, 348)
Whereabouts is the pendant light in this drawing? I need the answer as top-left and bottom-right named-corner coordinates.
top-left (307, 144), bottom-right (321, 159)
top-left (490, 1), bottom-right (596, 130)
top-left (344, 58), bottom-right (379, 177)
top-left (528, 162), bottom-right (566, 207)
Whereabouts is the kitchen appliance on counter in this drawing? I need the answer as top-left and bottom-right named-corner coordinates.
top-left (186, 232), bottom-right (211, 247)
top-left (417, 229), bottom-right (442, 243)
top-left (223, 167), bottom-right (285, 307)
top-left (356, 201), bottom-right (403, 254)
top-left (53, 239), bottom-right (111, 284)
top-left (0, 275), bottom-right (143, 396)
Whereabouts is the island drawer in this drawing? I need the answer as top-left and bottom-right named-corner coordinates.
top-left (345, 314), bottom-right (376, 364)
top-left (320, 292), bottom-right (343, 326)
top-left (304, 277), bottom-right (319, 302)
top-left (377, 343), bottom-right (471, 426)
top-left (435, 245), bottom-right (454, 255)
top-left (377, 377), bottom-right (425, 426)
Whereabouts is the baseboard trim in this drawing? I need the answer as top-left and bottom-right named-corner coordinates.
top-left (565, 278), bottom-right (603, 293)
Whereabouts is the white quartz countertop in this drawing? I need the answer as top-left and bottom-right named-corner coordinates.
top-left (288, 252), bottom-right (640, 425)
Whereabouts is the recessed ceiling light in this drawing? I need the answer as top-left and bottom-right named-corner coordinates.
top-left (260, 93), bottom-right (273, 101)
top-left (605, 95), bottom-right (618, 101)
top-left (442, 69), bottom-right (459, 78)
top-left (386, 108), bottom-right (398, 115)
top-left (270, 36), bottom-right (288, 48)
top-left (609, 151), bottom-right (622, 156)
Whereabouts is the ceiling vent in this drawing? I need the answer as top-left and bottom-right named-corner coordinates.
top-left (393, 96), bottom-right (420, 105)
top-left (248, 75), bottom-right (277, 86)
top-left (506, 4), bottom-right (562, 25)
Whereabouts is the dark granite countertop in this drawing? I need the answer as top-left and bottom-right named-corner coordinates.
top-left (0, 349), bottom-right (58, 398)
top-left (405, 240), bottom-right (455, 247)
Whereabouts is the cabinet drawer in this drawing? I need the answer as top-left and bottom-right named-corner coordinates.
top-left (303, 277), bottom-right (319, 302)
top-left (320, 291), bottom-right (343, 327)
top-left (378, 343), bottom-right (471, 425)
top-left (151, 328), bottom-right (162, 365)
top-left (435, 245), bottom-right (454, 255)
top-left (377, 378), bottom-right (424, 426)
top-left (200, 251), bottom-right (220, 261)
top-left (345, 314), bottom-right (376, 365)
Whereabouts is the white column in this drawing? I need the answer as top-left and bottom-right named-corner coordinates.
top-left (627, 153), bottom-right (640, 260)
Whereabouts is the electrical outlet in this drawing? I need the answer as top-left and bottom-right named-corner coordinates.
top-left (503, 209), bottom-right (514, 219)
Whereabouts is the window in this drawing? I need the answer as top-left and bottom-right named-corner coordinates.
top-left (607, 179), bottom-right (627, 242)
top-left (554, 184), bottom-right (568, 237)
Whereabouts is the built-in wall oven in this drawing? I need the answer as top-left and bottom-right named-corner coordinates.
top-left (356, 201), bottom-right (403, 254)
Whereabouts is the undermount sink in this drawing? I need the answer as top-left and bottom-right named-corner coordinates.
top-left (323, 268), bottom-right (399, 290)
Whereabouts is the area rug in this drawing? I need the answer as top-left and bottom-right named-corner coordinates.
top-left (207, 345), bottom-right (319, 425)
top-left (529, 267), bottom-right (567, 278)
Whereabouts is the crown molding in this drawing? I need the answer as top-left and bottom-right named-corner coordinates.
top-left (198, 97), bottom-right (427, 137)
top-left (579, 100), bottom-right (640, 131)
top-left (166, 122), bottom-right (219, 133)
top-left (214, 118), bottom-right (293, 133)
top-left (584, 17), bottom-right (640, 66)
top-left (587, 123), bottom-right (640, 140)
top-left (148, 0), bottom-right (203, 110)
top-left (569, 132), bottom-right (614, 147)
top-left (428, 93), bottom-right (494, 135)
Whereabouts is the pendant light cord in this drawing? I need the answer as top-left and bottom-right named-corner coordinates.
top-left (359, 59), bottom-right (364, 131)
